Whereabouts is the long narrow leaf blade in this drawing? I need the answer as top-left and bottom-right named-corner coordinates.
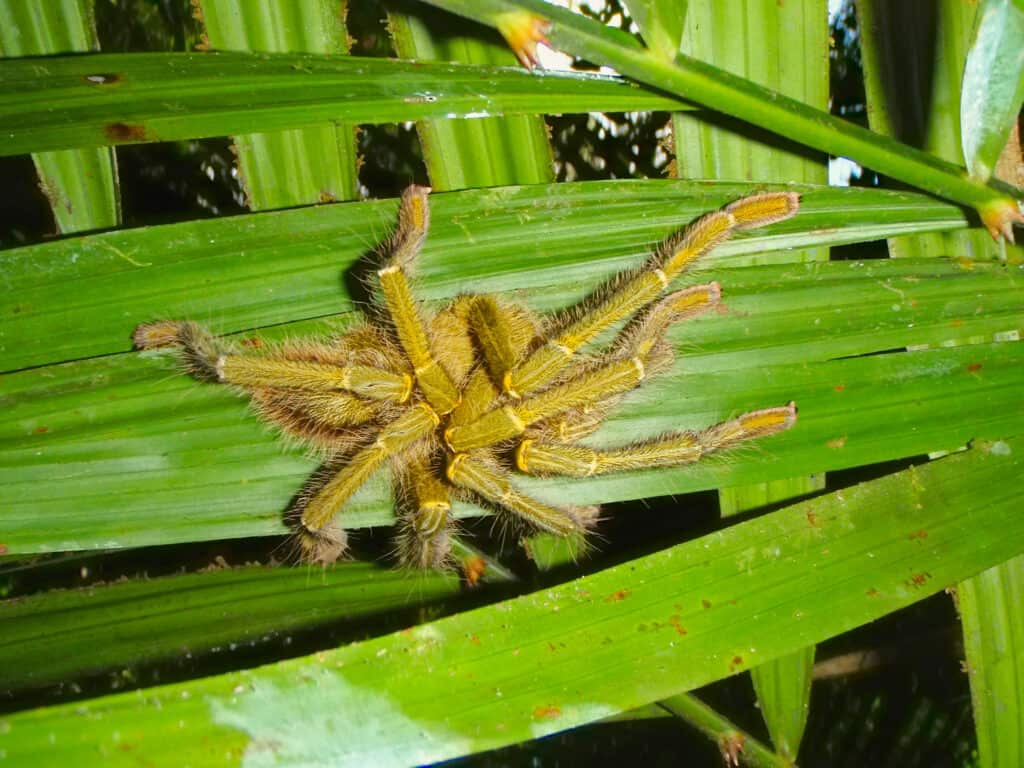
top-left (0, 562), bottom-right (460, 691)
top-left (0, 52), bottom-right (690, 157)
top-left (0, 181), bottom-right (973, 372)
top-left (3, 438), bottom-right (1022, 766)
top-left (961, 0), bottom-right (1024, 183)
top-left (959, 555), bottom-right (1024, 768)
top-left (4, 320), bottom-right (1023, 554)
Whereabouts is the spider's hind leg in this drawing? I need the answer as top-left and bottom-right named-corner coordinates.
top-left (394, 453), bottom-right (457, 570)
top-left (296, 403), bottom-right (440, 555)
top-left (516, 402), bottom-right (798, 478)
top-left (446, 451), bottom-right (598, 538)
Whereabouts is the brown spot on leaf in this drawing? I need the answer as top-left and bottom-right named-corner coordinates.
top-left (34, 426), bottom-right (49, 434)
top-left (806, 510), bottom-right (819, 527)
top-left (468, 634), bottom-right (481, 646)
top-left (241, 337), bottom-right (263, 348)
top-left (834, 383), bottom-right (845, 392)
top-left (533, 705), bottom-right (561, 719)
top-left (668, 615), bottom-right (687, 636)
top-left (866, 587), bottom-right (879, 597)
top-left (0, 544), bottom-right (7, 555)
top-left (907, 572), bottom-right (932, 588)
top-left (966, 362), bottom-right (982, 373)
top-left (827, 435), bottom-right (847, 449)
top-left (104, 122), bottom-right (149, 142)
top-left (701, 599), bottom-right (712, 610)
top-left (604, 589), bottom-right (631, 603)
top-left (729, 655), bottom-right (744, 671)
top-left (908, 529), bottom-right (929, 541)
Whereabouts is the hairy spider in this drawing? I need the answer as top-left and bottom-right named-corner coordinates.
top-left (134, 188), bottom-right (799, 569)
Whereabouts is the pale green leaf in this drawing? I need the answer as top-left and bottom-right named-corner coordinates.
top-left (198, 0), bottom-right (360, 208)
top-left (960, 554), bottom-right (1024, 768)
top-left (960, 0), bottom-right (1024, 184)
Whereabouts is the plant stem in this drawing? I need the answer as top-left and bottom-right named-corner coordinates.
top-left (418, 0), bottom-right (1023, 235)
top-left (659, 692), bottom-right (794, 768)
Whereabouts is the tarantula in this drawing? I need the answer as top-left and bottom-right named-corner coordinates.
top-left (134, 187), bottom-right (799, 569)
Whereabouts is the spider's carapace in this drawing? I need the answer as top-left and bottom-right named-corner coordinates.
top-left (134, 188), bottom-right (799, 569)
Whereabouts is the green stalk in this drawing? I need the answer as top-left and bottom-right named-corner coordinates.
top-left (659, 693), bottom-right (794, 768)
top-left (959, 555), bottom-right (1024, 768)
top-left (198, 0), bottom-right (360, 208)
top-left (417, 0), bottom-right (1023, 235)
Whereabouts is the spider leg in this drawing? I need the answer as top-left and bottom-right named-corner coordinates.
top-left (250, 390), bottom-right (379, 451)
top-left (446, 349), bottom-right (666, 453)
top-left (299, 402), bottom-right (440, 535)
top-left (516, 402), bottom-right (798, 477)
top-left (503, 193), bottom-right (799, 397)
top-left (525, 283), bottom-right (721, 445)
top-left (134, 320), bottom-right (412, 403)
top-left (446, 296), bottom-right (543, 428)
top-left (133, 320), bottom-right (228, 381)
top-left (394, 454), bottom-right (456, 569)
top-left (446, 452), bottom-right (597, 536)
top-left (446, 283), bottom-right (711, 453)
top-left (217, 356), bottom-right (412, 402)
top-left (377, 186), bottom-right (461, 414)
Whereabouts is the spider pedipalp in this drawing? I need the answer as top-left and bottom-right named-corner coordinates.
top-left (135, 187), bottom-right (800, 569)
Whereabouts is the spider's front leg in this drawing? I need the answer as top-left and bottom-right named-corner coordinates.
top-left (501, 192), bottom-right (800, 398)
